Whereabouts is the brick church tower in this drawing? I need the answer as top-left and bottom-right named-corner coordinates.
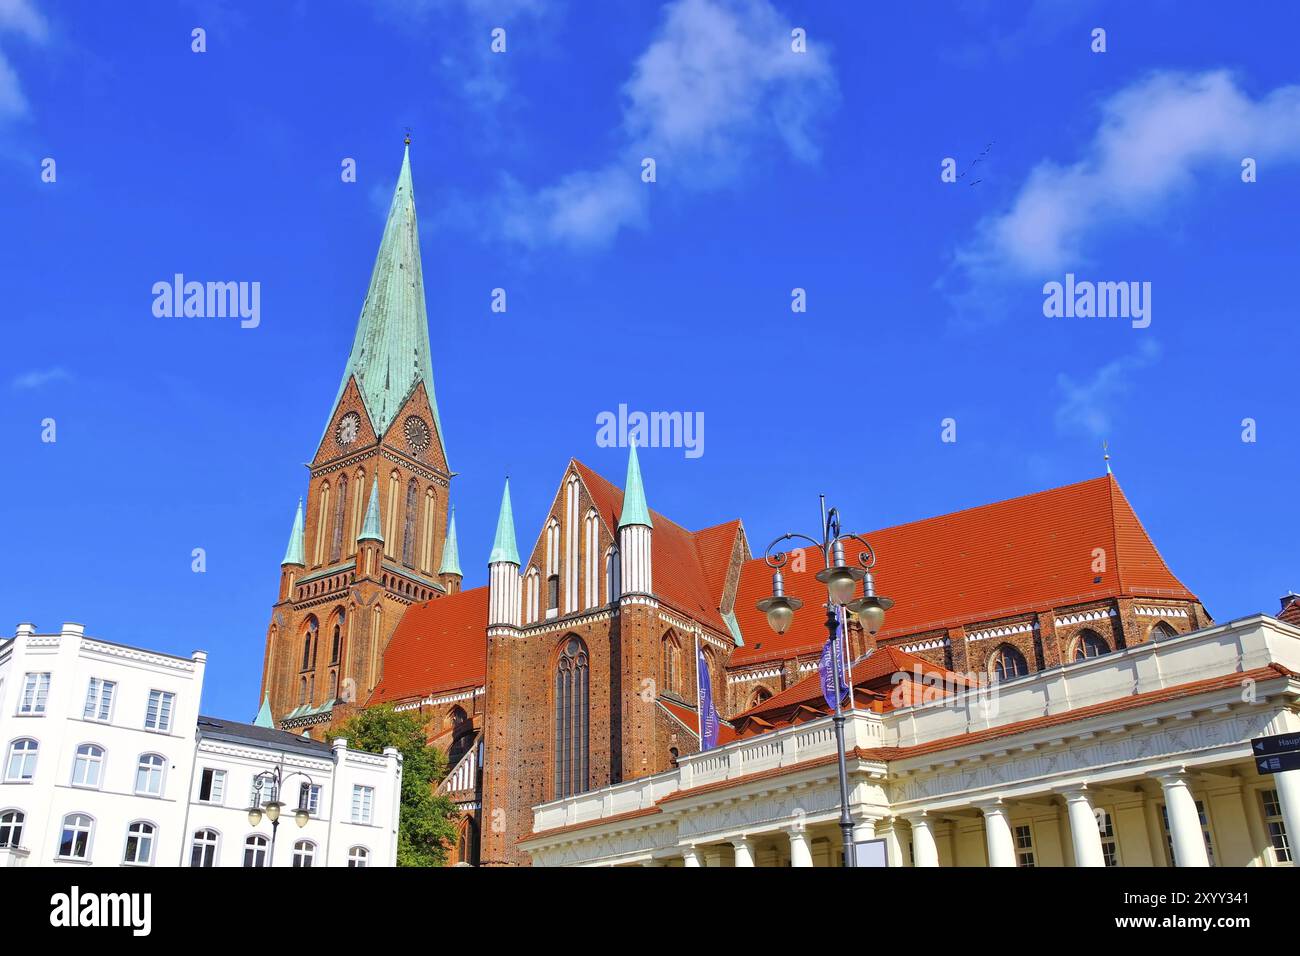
top-left (258, 142), bottom-right (459, 735)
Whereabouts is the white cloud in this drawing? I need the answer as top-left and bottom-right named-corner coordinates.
top-left (0, 0), bottom-right (47, 121)
top-left (954, 70), bottom-right (1300, 281)
top-left (11, 366), bottom-right (71, 390)
top-left (1054, 340), bottom-right (1159, 439)
top-left (500, 0), bottom-right (837, 248)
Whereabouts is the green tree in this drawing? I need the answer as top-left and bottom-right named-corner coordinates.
top-left (326, 705), bottom-right (460, 866)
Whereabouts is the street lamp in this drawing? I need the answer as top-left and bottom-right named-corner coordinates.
top-left (756, 496), bottom-right (893, 868)
top-left (246, 760), bottom-right (314, 865)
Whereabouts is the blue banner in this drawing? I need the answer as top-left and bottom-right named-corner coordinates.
top-left (697, 647), bottom-right (719, 750)
top-left (819, 613), bottom-right (852, 710)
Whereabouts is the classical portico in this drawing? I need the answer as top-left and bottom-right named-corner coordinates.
top-left (521, 615), bottom-right (1300, 867)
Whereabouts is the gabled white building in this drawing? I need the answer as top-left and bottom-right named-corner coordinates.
top-left (0, 622), bottom-right (400, 867)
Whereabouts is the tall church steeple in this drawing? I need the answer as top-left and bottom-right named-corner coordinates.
top-left (260, 142), bottom-right (454, 734)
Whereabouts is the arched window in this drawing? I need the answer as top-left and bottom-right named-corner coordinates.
top-left (4, 738), bottom-right (38, 783)
top-left (124, 821), bottom-right (156, 865)
top-left (547, 575), bottom-right (560, 615)
top-left (350, 467), bottom-right (366, 551)
top-left (524, 567), bottom-right (540, 623)
top-left (1072, 629), bottom-right (1110, 661)
top-left (347, 845), bottom-right (369, 868)
top-left (385, 471), bottom-right (401, 557)
top-left (328, 670), bottom-right (338, 701)
top-left (314, 481), bottom-right (331, 566)
top-left (448, 706), bottom-right (473, 767)
top-left (299, 676), bottom-right (308, 706)
top-left (0, 809), bottom-right (24, 849)
top-left (421, 487), bottom-right (437, 571)
top-left (606, 547), bottom-right (621, 603)
top-left (402, 478), bottom-right (419, 568)
top-left (71, 743), bottom-right (105, 789)
top-left (584, 509), bottom-right (599, 609)
top-left (331, 615), bottom-right (343, 664)
top-left (243, 834), bottom-right (270, 868)
top-left (330, 473), bottom-right (349, 563)
top-left (190, 828), bottom-right (220, 867)
top-left (1151, 620), bottom-right (1178, 640)
top-left (456, 818), bottom-right (476, 865)
top-left (58, 813), bottom-right (94, 860)
top-left (748, 686), bottom-right (773, 710)
top-left (661, 632), bottom-right (682, 696)
top-left (553, 636), bottom-right (590, 799)
top-left (135, 753), bottom-right (166, 796)
top-left (292, 839), bottom-right (316, 868)
top-left (991, 645), bottom-right (1029, 681)
top-left (301, 617), bottom-right (318, 671)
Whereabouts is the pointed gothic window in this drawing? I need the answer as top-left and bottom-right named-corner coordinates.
top-left (402, 479), bottom-right (419, 568)
top-left (385, 472), bottom-right (400, 557)
top-left (661, 632), bottom-right (682, 697)
top-left (350, 468), bottom-right (366, 551)
top-left (331, 474), bottom-right (348, 562)
top-left (991, 644), bottom-right (1029, 681)
top-left (331, 618), bottom-right (342, 664)
top-left (553, 637), bottom-right (589, 799)
top-left (1072, 629), bottom-right (1109, 661)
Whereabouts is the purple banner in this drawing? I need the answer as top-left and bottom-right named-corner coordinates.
top-left (819, 613), bottom-right (852, 710)
top-left (697, 646), bottom-right (719, 750)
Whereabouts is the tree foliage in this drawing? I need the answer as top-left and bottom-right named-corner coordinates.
top-left (326, 705), bottom-right (460, 867)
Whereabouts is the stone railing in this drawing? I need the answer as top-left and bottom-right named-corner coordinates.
top-left (532, 711), bottom-right (884, 833)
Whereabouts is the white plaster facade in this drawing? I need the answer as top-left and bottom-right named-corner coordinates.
top-left (521, 615), bottom-right (1300, 867)
top-left (0, 622), bottom-right (400, 867)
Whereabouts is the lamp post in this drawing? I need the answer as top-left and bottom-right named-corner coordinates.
top-left (246, 760), bottom-right (314, 866)
top-left (756, 496), bottom-right (893, 868)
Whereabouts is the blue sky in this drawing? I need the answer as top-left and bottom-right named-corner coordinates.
top-left (2, 0), bottom-right (1297, 721)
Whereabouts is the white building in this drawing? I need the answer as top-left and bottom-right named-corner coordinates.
top-left (521, 614), bottom-right (1300, 867)
top-left (0, 622), bottom-right (401, 867)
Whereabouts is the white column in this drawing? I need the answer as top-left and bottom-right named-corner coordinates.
top-left (1062, 787), bottom-right (1106, 867)
top-left (681, 845), bottom-right (700, 867)
top-left (904, 813), bottom-right (940, 867)
top-left (731, 837), bottom-right (755, 867)
top-left (787, 828), bottom-right (814, 867)
top-left (878, 817), bottom-right (905, 867)
top-left (978, 800), bottom-right (1017, 867)
top-left (1158, 772), bottom-right (1210, 867)
top-left (1273, 768), bottom-right (1300, 862)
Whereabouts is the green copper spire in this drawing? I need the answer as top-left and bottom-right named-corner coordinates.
top-left (325, 142), bottom-right (446, 461)
top-left (438, 507), bottom-right (463, 577)
top-left (281, 498), bottom-right (305, 565)
top-left (618, 441), bottom-right (653, 529)
top-left (253, 694), bottom-right (275, 728)
top-left (489, 479), bottom-right (520, 565)
top-left (358, 478), bottom-right (384, 543)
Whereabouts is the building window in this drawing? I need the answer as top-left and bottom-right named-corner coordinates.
top-left (991, 645), bottom-right (1029, 681)
top-left (243, 834), bottom-right (270, 868)
top-left (4, 739), bottom-right (38, 782)
top-left (198, 768), bottom-right (226, 804)
top-left (448, 706), bottom-right (473, 768)
top-left (553, 636), bottom-right (590, 799)
top-left (331, 620), bottom-right (342, 664)
top-left (351, 785), bottom-right (374, 824)
top-left (19, 673), bottom-right (50, 714)
top-left (331, 473), bottom-right (349, 563)
top-left (347, 846), bottom-right (369, 868)
top-left (135, 753), bottom-right (165, 796)
top-left (58, 813), bottom-right (94, 861)
top-left (1150, 620), bottom-right (1178, 640)
top-left (1160, 801), bottom-right (1216, 866)
top-left (83, 678), bottom-right (116, 722)
top-left (402, 478), bottom-right (419, 568)
top-left (1072, 630), bottom-right (1109, 661)
top-left (299, 782), bottom-right (321, 815)
top-left (748, 686), bottom-right (773, 710)
top-left (190, 829), bottom-right (219, 867)
top-left (606, 547), bottom-right (621, 603)
top-left (661, 632), bottom-right (682, 697)
top-left (144, 690), bottom-right (174, 732)
top-left (124, 821), bottom-right (156, 866)
top-left (71, 744), bottom-right (105, 789)
top-left (299, 677), bottom-right (308, 706)
top-left (0, 810), bottom-right (24, 849)
top-left (1095, 808), bottom-right (1119, 866)
top-left (1261, 788), bottom-right (1292, 864)
top-left (1013, 823), bottom-right (1035, 866)
top-left (292, 840), bottom-right (316, 868)
top-left (547, 575), bottom-right (560, 615)
top-left (328, 670), bottom-right (339, 701)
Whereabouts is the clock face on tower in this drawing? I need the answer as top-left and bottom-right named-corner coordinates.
top-left (404, 415), bottom-right (431, 454)
top-left (336, 412), bottom-right (361, 446)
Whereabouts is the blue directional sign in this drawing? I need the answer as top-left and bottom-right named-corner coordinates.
top-left (1256, 752), bottom-right (1300, 775)
top-left (1251, 733), bottom-right (1300, 758)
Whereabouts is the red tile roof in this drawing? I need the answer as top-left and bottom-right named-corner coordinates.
top-left (1278, 594), bottom-right (1300, 627)
top-left (731, 475), bottom-right (1195, 667)
top-left (572, 460), bottom-right (733, 633)
top-left (367, 586), bottom-right (488, 705)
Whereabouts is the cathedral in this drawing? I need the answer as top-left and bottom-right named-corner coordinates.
top-left (258, 145), bottom-right (1212, 866)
